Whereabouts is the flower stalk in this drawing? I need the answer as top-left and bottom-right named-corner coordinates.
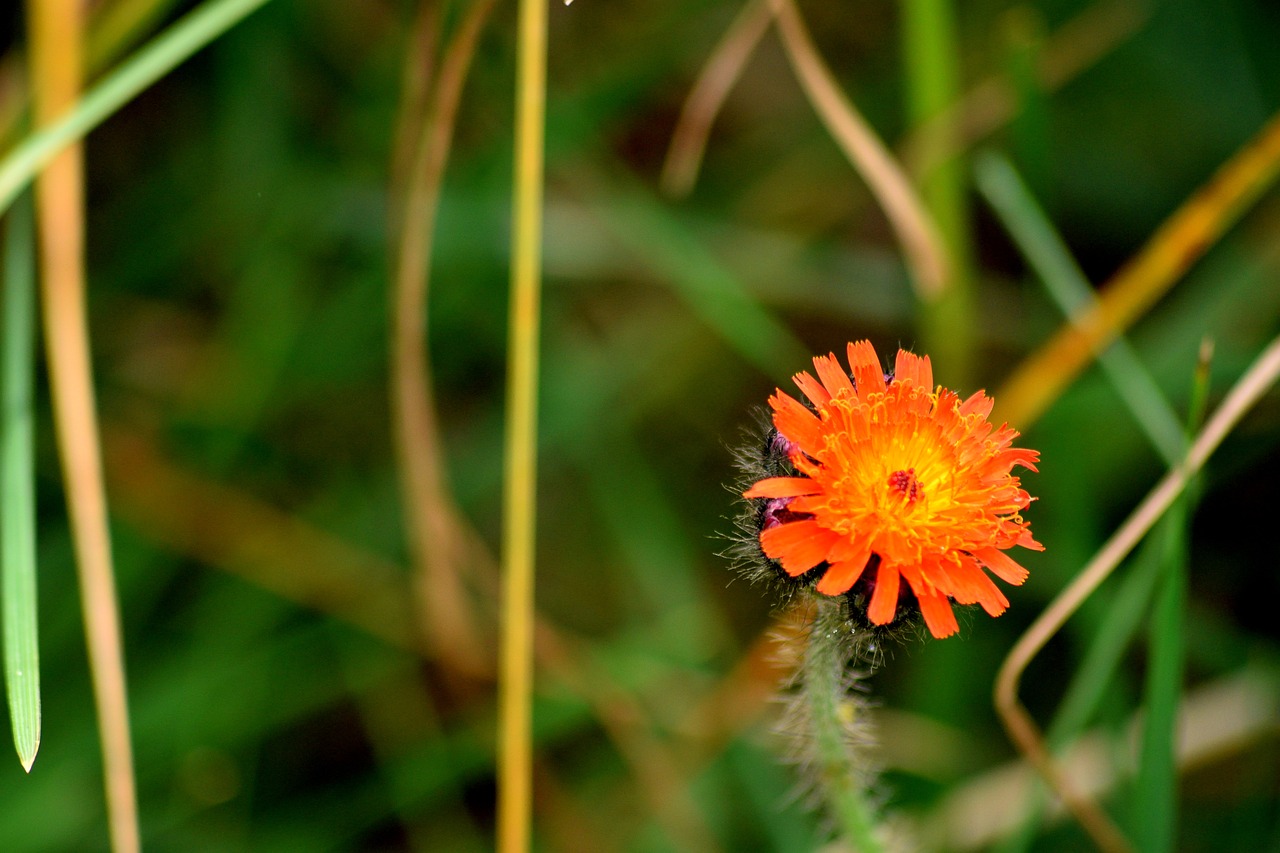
top-left (735, 339), bottom-right (1041, 850)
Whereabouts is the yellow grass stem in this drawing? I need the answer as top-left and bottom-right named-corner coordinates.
top-left (498, 0), bottom-right (548, 848)
top-left (25, 0), bottom-right (139, 850)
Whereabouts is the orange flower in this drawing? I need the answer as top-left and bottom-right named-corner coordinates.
top-left (743, 340), bottom-right (1041, 638)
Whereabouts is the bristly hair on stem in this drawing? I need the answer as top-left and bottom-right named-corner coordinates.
top-left (730, 418), bottom-right (909, 850)
top-left (770, 598), bottom-right (910, 852)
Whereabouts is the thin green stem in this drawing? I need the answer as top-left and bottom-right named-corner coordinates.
top-left (903, 0), bottom-right (975, 386)
top-left (497, 0), bottom-right (547, 847)
top-left (0, 0), bottom-right (276, 216)
top-left (1134, 345), bottom-right (1211, 853)
top-left (803, 602), bottom-right (886, 853)
top-left (2, 194), bottom-right (40, 772)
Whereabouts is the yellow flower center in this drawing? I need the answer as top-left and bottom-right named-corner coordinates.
top-left (794, 384), bottom-right (986, 567)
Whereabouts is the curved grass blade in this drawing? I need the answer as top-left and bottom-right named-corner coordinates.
top-left (2, 194), bottom-right (40, 771)
top-left (995, 335), bottom-right (1280, 853)
top-left (769, 0), bottom-right (949, 300)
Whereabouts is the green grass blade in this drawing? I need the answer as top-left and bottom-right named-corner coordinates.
top-left (903, 0), bottom-right (977, 386)
top-left (1002, 10), bottom-right (1051, 204)
top-left (974, 150), bottom-right (1186, 465)
top-left (1133, 504), bottom-right (1187, 851)
top-left (2, 195), bottom-right (40, 771)
top-left (1134, 349), bottom-right (1211, 852)
top-left (88, 0), bottom-right (190, 72)
top-left (1048, 536), bottom-right (1161, 745)
top-left (0, 0), bottom-right (276, 216)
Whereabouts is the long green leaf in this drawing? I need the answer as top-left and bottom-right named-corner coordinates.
top-left (2, 195), bottom-right (40, 771)
top-left (1134, 348), bottom-right (1211, 852)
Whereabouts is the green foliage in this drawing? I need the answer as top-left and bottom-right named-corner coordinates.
top-left (2, 194), bottom-right (40, 771)
top-left (2, 0), bottom-right (1279, 849)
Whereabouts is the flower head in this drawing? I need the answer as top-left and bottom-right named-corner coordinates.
top-left (742, 340), bottom-right (1041, 638)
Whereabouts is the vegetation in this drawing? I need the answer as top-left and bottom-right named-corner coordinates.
top-left (1, 0), bottom-right (1278, 850)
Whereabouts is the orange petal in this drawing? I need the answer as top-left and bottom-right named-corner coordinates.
top-left (958, 390), bottom-right (993, 418)
top-left (929, 557), bottom-right (976, 604)
top-left (916, 589), bottom-right (959, 638)
top-left (974, 547), bottom-right (1030, 585)
top-left (771, 392), bottom-right (824, 456)
top-left (977, 590), bottom-right (1010, 617)
top-left (816, 558), bottom-right (869, 595)
top-left (893, 349), bottom-right (933, 390)
top-left (949, 556), bottom-right (1010, 614)
top-left (785, 495), bottom-right (825, 514)
top-left (846, 340), bottom-right (887, 395)
top-left (743, 477), bottom-right (821, 499)
top-left (1017, 531), bottom-right (1045, 551)
top-left (760, 520), bottom-right (838, 576)
top-left (826, 532), bottom-right (871, 565)
top-left (792, 370), bottom-right (831, 408)
top-left (813, 354), bottom-right (855, 399)
top-left (998, 447), bottom-right (1040, 473)
top-left (867, 561), bottom-right (900, 625)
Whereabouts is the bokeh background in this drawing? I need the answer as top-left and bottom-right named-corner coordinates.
top-left (1, 0), bottom-right (1279, 850)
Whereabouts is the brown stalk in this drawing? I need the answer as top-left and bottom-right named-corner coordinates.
top-left (662, 1), bottom-right (1142, 210)
top-left (768, 0), bottom-right (949, 299)
top-left (390, 0), bottom-right (497, 679)
top-left (994, 109), bottom-right (1280, 428)
top-left (930, 667), bottom-right (1280, 850)
top-left (994, 334), bottom-right (1280, 853)
top-left (26, 1), bottom-right (139, 850)
top-left (659, 0), bottom-right (772, 198)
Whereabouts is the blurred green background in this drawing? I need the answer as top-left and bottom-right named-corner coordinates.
top-left (2, 0), bottom-right (1279, 850)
